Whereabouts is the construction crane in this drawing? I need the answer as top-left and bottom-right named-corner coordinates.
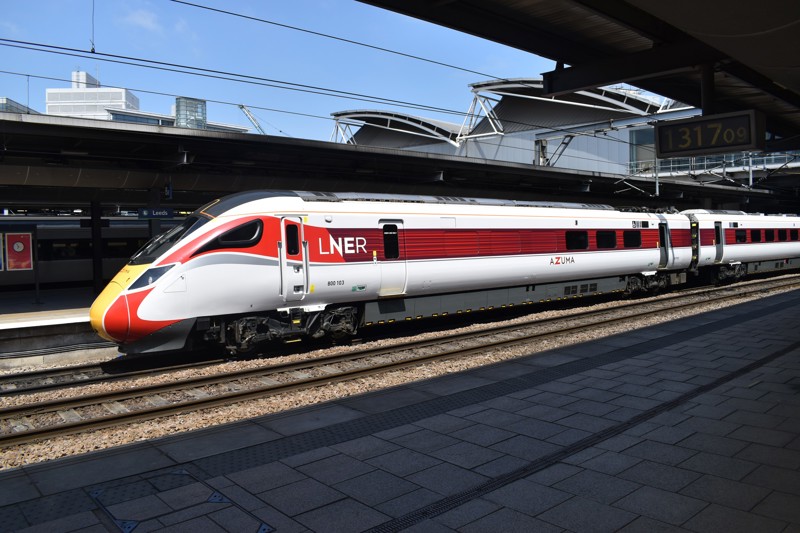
top-left (238, 105), bottom-right (266, 135)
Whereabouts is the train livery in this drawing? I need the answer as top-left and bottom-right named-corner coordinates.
top-left (89, 190), bottom-right (800, 354)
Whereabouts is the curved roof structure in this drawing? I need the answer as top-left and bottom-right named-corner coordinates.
top-left (465, 78), bottom-right (670, 136)
top-left (469, 78), bottom-right (666, 114)
top-left (333, 79), bottom-right (673, 143)
top-left (331, 110), bottom-right (462, 147)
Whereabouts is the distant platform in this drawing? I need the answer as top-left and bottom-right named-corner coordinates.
top-left (0, 287), bottom-right (92, 330)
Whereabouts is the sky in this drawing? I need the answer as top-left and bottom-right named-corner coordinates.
top-left (0, 0), bottom-right (555, 140)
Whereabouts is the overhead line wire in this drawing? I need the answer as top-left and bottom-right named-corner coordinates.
top-left (0, 38), bottom-right (641, 151)
top-left (166, 2), bottom-right (650, 151)
top-left (0, 38), bottom-right (466, 116)
top-left (166, 2), bottom-right (659, 143)
top-left (0, 69), bottom-right (331, 122)
top-left (3, 67), bottom-right (632, 169)
top-left (7, 67), bottom-right (733, 178)
top-left (170, 0), bottom-right (499, 80)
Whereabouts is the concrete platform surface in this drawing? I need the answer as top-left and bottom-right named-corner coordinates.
top-left (0, 287), bottom-right (92, 330)
top-left (0, 290), bottom-right (799, 532)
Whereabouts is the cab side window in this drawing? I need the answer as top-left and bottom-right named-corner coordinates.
top-left (285, 224), bottom-right (300, 256)
top-left (193, 219), bottom-right (263, 256)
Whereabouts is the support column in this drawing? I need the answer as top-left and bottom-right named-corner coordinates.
top-left (148, 187), bottom-right (162, 238)
top-left (90, 200), bottom-right (104, 295)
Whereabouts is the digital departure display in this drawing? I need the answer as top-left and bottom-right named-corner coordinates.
top-left (655, 110), bottom-right (765, 158)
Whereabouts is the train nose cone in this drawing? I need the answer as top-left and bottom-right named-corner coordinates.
top-left (90, 281), bottom-right (129, 342)
top-left (90, 264), bottom-right (150, 343)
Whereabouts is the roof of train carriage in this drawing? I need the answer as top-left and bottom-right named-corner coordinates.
top-left (357, 0), bottom-right (800, 152)
top-left (204, 189), bottom-right (620, 212)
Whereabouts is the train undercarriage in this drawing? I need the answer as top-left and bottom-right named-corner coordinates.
top-left (201, 305), bottom-right (361, 355)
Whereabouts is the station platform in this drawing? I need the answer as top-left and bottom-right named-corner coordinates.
top-left (1, 290), bottom-right (799, 532)
top-left (0, 287), bottom-right (103, 368)
top-left (0, 287), bottom-right (93, 330)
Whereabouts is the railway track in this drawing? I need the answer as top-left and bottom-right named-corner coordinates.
top-left (0, 354), bottom-right (233, 395)
top-left (3, 274), bottom-right (797, 396)
top-left (1, 275), bottom-right (798, 448)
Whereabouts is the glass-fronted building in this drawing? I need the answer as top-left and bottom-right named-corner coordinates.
top-left (0, 97), bottom-right (40, 114)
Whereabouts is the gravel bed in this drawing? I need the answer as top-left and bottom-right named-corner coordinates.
top-left (1, 278), bottom-right (797, 470)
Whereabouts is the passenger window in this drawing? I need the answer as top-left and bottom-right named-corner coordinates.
top-left (735, 229), bottom-right (747, 243)
top-left (778, 229), bottom-right (787, 241)
top-left (792, 229), bottom-right (799, 241)
top-left (623, 230), bottom-right (641, 248)
top-left (765, 229), bottom-right (775, 242)
top-left (596, 230), bottom-right (616, 249)
top-left (383, 224), bottom-right (399, 259)
top-left (565, 231), bottom-right (588, 250)
top-left (285, 224), bottom-right (300, 255)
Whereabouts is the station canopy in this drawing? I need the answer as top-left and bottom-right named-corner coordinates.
top-left (331, 110), bottom-right (462, 147)
top-left (334, 79), bottom-right (671, 144)
top-left (359, 0), bottom-right (800, 152)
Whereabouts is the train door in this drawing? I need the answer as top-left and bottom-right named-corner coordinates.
top-left (280, 217), bottom-right (308, 302)
top-left (714, 221), bottom-right (724, 263)
top-left (688, 215), bottom-right (700, 271)
top-left (658, 222), bottom-right (670, 268)
top-left (379, 221), bottom-right (407, 296)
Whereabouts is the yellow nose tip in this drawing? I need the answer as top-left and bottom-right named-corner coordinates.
top-left (90, 281), bottom-right (123, 341)
top-left (90, 264), bottom-right (150, 342)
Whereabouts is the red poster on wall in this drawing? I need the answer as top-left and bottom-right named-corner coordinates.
top-left (6, 233), bottom-right (33, 271)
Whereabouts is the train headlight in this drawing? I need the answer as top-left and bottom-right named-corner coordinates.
top-left (129, 264), bottom-right (175, 290)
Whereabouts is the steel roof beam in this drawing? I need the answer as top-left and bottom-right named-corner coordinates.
top-left (542, 41), bottom-right (723, 97)
top-left (358, 0), bottom-right (602, 63)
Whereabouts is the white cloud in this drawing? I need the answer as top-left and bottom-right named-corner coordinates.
top-left (123, 9), bottom-right (162, 32)
top-left (174, 18), bottom-right (189, 34)
top-left (0, 21), bottom-right (22, 36)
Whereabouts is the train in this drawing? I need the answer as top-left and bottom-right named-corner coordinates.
top-left (89, 190), bottom-right (800, 355)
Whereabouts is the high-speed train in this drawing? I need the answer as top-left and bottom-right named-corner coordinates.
top-left (89, 190), bottom-right (800, 355)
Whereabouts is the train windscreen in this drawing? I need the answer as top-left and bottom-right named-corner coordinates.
top-left (129, 216), bottom-right (209, 265)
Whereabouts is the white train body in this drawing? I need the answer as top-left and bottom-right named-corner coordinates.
top-left (89, 191), bottom-right (800, 354)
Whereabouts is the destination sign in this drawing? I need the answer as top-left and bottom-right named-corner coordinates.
top-left (655, 110), bottom-right (765, 158)
top-left (138, 208), bottom-right (174, 219)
